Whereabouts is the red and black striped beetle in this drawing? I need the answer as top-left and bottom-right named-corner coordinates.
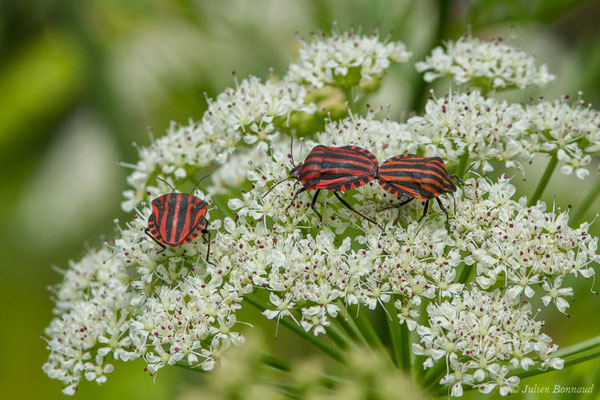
top-left (265, 141), bottom-right (380, 227)
top-left (377, 154), bottom-right (459, 221)
top-left (145, 177), bottom-right (215, 265)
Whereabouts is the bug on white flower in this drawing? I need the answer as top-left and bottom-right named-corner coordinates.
top-left (43, 29), bottom-right (600, 398)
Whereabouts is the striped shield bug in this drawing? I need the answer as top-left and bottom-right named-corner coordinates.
top-left (264, 137), bottom-right (381, 227)
top-left (145, 176), bottom-right (215, 265)
top-left (377, 154), bottom-right (460, 221)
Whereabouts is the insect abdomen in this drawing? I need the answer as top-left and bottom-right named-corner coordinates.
top-left (378, 154), bottom-right (456, 199)
top-left (298, 145), bottom-right (379, 191)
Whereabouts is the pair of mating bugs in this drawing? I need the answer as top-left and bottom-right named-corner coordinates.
top-left (145, 144), bottom-right (460, 263)
top-left (265, 143), bottom-right (459, 226)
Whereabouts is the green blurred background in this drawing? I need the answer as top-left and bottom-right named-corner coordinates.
top-left (1, 0), bottom-right (599, 398)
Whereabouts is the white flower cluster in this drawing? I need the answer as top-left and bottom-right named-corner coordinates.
top-left (121, 30), bottom-right (409, 212)
top-left (457, 177), bottom-right (598, 312)
top-left (121, 77), bottom-right (316, 211)
top-left (340, 90), bottom-right (600, 179)
top-left (526, 95), bottom-right (600, 179)
top-left (288, 30), bottom-right (411, 88)
top-left (45, 143), bottom-right (597, 396)
top-left (43, 248), bottom-right (124, 395)
top-left (43, 208), bottom-right (254, 395)
top-left (235, 143), bottom-right (597, 328)
top-left (406, 90), bottom-right (529, 171)
top-left (416, 36), bottom-right (555, 90)
top-left (44, 30), bottom-right (600, 398)
top-left (44, 31), bottom-right (411, 395)
top-left (415, 288), bottom-right (563, 397)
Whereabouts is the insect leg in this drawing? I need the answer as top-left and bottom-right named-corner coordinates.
top-left (378, 197), bottom-right (414, 212)
top-left (310, 190), bottom-right (322, 222)
top-left (145, 227), bottom-right (166, 253)
top-left (201, 229), bottom-right (216, 267)
top-left (419, 200), bottom-right (430, 222)
top-left (450, 162), bottom-right (476, 184)
top-left (286, 186), bottom-right (307, 212)
top-left (333, 192), bottom-right (381, 229)
top-left (436, 197), bottom-right (450, 221)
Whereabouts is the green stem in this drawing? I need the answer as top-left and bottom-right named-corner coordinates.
top-left (343, 86), bottom-right (355, 112)
top-left (410, 0), bottom-right (449, 113)
top-left (244, 294), bottom-right (344, 362)
top-left (423, 360), bottom-right (447, 389)
top-left (455, 149), bottom-right (470, 178)
top-left (571, 177), bottom-right (600, 224)
top-left (326, 320), bottom-right (352, 349)
top-left (384, 301), bottom-right (403, 369)
top-left (457, 264), bottom-right (473, 284)
top-left (353, 306), bottom-right (396, 367)
top-left (261, 354), bottom-right (291, 372)
top-left (399, 321), bottom-right (411, 372)
top-left (262, 354), bottom-right (344, 389)
top-left (257, 379), bottom-right (301, 398)
top-left (354, 306), bottom-right (385, 351)
top-left (528, 153), bottom-right (558, 207)
top-left (336, 302), bottom-right (368, 346)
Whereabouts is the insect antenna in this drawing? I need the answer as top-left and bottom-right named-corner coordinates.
top-left (451, 162), bottom-right (476, 215)
top-left (156, 177), bottom-right (176, 192)
top-left (263, 131), bottom-right (298, 199)
top-left (451, 162), bottom-right (477, 185)
top-left (190, 170), bottom-right (215, 194)
top-left (262, 177), bottom-right (294, 199)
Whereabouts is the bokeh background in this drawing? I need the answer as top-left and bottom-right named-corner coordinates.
top-left (1, 0), bottom-right (600, 399)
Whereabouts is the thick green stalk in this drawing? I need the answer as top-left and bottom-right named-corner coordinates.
top-left (257, 379), bottom-right (301, 398)
top-left (457, 264), bottom-right (473, 284)
top-left (528, 153), bottom-right (558, 207)
top-left (327, 320), bottom-right (352, 349)
top-left (384, 301), bottom-right (403, 369)
top-left (261, 354), bottom-right (343, 390)
top-left (244, 294), bottom-right (344, 362)
top-left (571, 177), bottom-right (600, 224)
top-left (261, 354), bottom-right (291, 372)
top-left (410, 0), bottom-right (449, 113)
top-left (455, 149), bottom-right (471, 178)
top-left (398, 322), bottom-right (411, 372)
top-left (337, 302), bottom-right (368, 346)
top-left (343, 86), bottom-right (355, 111)
top-left (354, 307), bottom-right (385, 351)
top-left (422, 361), bottom-right (447, 389)
top-left (355, 307), bottom-right (398, 368)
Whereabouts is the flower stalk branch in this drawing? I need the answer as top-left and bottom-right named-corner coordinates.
top-left (528, 153), bottom-right (558, 206)
top-left (571, 177), bottom-right (600, 224)
top-left (245, 295), bottom-right (344, 362)
top-left (384, 300), bottom-right (404, 369)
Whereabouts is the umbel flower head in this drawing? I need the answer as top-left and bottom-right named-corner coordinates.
top-left (416, 34), bottom-right (555, 90)
top-left (288, 28), bottom-right (411, 89)
top-left (43, 29), bottom-right (600, 398)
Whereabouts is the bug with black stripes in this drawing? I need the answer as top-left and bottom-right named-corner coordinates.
top-left (264, 142), bottom-right (380, 227)
top-left (377, 154), bottom-right (459, 221)
top-left (145, 177), bottom-right (215, 265)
